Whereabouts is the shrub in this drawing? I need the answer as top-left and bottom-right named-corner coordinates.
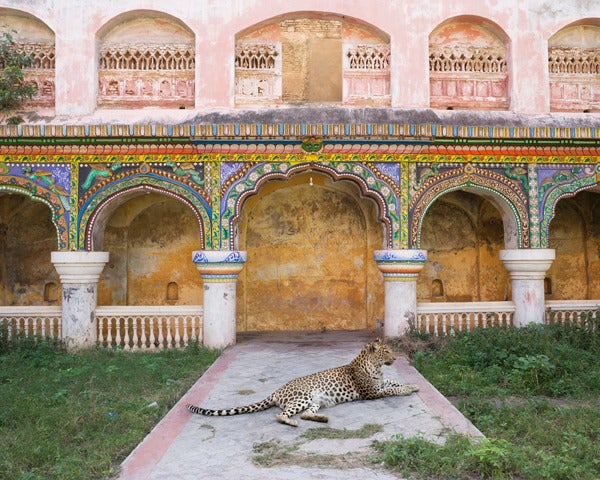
top-left (0, 30), bottom-right (38, 123)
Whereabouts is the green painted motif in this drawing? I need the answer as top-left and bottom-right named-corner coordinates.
top-left (540, 170), bottom-right (599, 248)
top-left (528, 165), bottom-right (541, 248)
top-left (400, 160), bottom-right (410, 248)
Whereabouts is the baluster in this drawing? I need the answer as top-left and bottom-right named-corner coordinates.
top-left (97, 316), bottom-right (104, 347)
top-left (106, 317), bottom-right (114, 348)
top-left (158, 316), bottom-right (166, 349)
top-left (131, 317), bottom-right (139, 351)
top-left (182, 316), bottom-right (190, 347)
top-left (174, 316), bottom-right (181, 348)
top-left (152, 317), bottom-right (165, 349)
top-left (115, 316), bottom-right (122, 349)
top-left (148, 317), bottom-right (156, 350)
top-left (165, 316), bottom-right (173, 349)
top-left (140, 315), bottom-right (148, 350)
top-left (198, 315), bottom-right (203, 342)
top-left (162, 316), bottom-right (170, 349)
top-left (123, 317), bottom-right (132, 350)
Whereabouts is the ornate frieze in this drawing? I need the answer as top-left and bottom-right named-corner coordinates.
top-left (429, 45), bottom-right (508, 109)
top-left (429, 46), bottom-right (506, 73)
top-left (98, 44), bottom-right (195, 107)
top-left (346, 44), bottom-right (390, 71)
top-left (548, 47), bottom-right (600, 112)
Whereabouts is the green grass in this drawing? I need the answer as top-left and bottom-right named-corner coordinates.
top-left (378, 323), bottom-right (600, 480)
top-left (0, 336), bottom-right (219, 480)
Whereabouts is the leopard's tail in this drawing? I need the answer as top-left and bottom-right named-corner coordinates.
top-left (186, 395), bottom-right (275, 416)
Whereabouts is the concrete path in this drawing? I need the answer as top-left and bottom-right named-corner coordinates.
top-left (118, 331), bottom-right (482, 480)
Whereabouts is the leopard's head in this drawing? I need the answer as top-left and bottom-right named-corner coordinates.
top-left (363, 338), bottom-right (396, 366)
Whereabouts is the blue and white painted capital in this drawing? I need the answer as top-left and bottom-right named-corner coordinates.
top-left (192, 250), bottom-right (247, 264)
top-left (192, 250), bottom-right (247, 282)
top-left (374, 249), bottom-right (427, 280)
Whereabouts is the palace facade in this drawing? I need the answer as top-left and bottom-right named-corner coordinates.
top-left (0, 0), bottom-right (599, 348)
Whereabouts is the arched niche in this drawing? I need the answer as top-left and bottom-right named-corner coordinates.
top-left (548, 19), bottom-right (600, 112)
top-left (0, 8), bottom-right (56, 109)
top-left (0, 192), bottom-right (60, 305)
top-left (237, 171), bottom-right (385, 332)
top-left (235, 12), bottom-right (391, 107)
top-left (429, 15), bottom-right (510, 110)
top-left (547, 189), bottom-right (600, 300)
top-left (94, 191), bottom-right (203, 306)
top-left (417, 190), bottom-right (508, 302)
top-left (96, 10), bottom-right (195, 108)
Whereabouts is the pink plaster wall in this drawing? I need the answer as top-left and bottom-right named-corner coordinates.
top-left (0, 0), bottom-right (598, 119)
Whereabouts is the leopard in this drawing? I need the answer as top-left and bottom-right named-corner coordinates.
top-left (186, 338), bottom-right (420, 427)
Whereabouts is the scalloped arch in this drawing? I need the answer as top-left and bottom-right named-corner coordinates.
top-left (222, 162), bottom-right (398, 250)
top-left (540, 177), bottom-right (600, 248)
top-left (410, 166), bottom-right (529, 249)
top-left (79, 176), bottom-right (210, 251)
top-left (0, 181), bottom-right (67, 250)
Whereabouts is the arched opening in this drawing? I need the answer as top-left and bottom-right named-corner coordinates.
top-left (429, 15), bottom-right (510, 110)
top-left (95, 192), bottom-right (202, 306)
top-left (547, 189), bottom-right (600, 300)
top-left (237, 171), bottom-right (384, 332)
top-left (96, 10), bottom-right (195, 108)
top-left (0, 192), bottom-right (59, 305)
top-left (417, 190), bottom-right (508, 302)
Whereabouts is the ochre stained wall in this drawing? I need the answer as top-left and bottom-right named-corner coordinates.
top-left (237, 173), bottom-right (384, 332)
top-left (417, 190), bottom-right (509, 302)
top-left (0, 194), bottom-right (59, 305)
top-left (547, 190), bottom-right (600, 300)
top-left (280, 18), bottom-right (343, 102)
top-left (97, 194), bottom-right (202, 306)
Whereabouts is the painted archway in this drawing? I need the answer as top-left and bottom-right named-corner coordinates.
top-left (236, 170), bottom-right (385, 331)
top-left (0, 176), bottom-right (68, 250)
top-left (410, 164), bottom-right (529, 249)
top-left (417, 190), bottom-right (509, 302)
top-left (93, 190), bottom-right (205, 306)
top-left (539, 165), bottom-right (600, 247)
top-left (224, 161), bottom-right (396, 332)
top-left (79, 174), bottom-right (210, 251)
top-left (223, 161), bottom-right (398, 250)
top-left (0, 186), bottom-right (62, 305)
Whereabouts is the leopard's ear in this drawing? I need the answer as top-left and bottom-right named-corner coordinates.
top-left (368, 339), bottom-right (381, 352)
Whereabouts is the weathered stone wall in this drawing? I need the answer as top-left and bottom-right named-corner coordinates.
top-left (97, 194), bottom-right (202, 306)
top-left (237, 173), bottom-right (384, 331)
top-left (417, 191), bottom-right (509, 302)
top-left (0, 194), bottom-right (59, 305)
top-left (280, 18), bottom-right (343, 103)
top-left (547, 191), bottom-right (600, 300)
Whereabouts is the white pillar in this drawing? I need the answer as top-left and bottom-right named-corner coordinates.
top-left (500, 249), bottom-right (555, 327)
top-left (51, 251), bottom-right (109, 350)
top-left (193, 250), bottom-right (246, 349)
top-left (374, 249), bottom-right (427, 338)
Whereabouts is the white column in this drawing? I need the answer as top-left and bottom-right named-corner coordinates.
top-left (500, 249), bottom-right (555, 327)
top-left (51, 251), bottom-right (109, 350)
top-left (374, 249), bottom-right (427, 338)
top-left (193, 250), bottom-right (246, 349)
